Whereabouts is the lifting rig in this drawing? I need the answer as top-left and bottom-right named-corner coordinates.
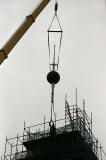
top-left (0, 0), bottom-right (50, 65)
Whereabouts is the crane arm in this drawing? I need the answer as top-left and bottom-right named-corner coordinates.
top-left (0, 0), bottom-right (50, 65)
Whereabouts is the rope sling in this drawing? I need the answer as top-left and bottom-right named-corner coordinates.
top-left (47, 1), bottom-right (63, 71)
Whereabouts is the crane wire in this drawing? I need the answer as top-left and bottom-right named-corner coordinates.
top-left (48, 31), bottom-right (51, 70)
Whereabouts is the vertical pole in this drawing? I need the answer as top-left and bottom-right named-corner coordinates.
top-left (16, 134), bottom-right (18, 154)
top-left (28, 127), bottom-right (30, 141)
top-left (91, 112), bottom-right (92, 133)
top-left (51, 83), bottom-right (55, 121)
top-left (22, 130), bottom-right (25, 155)
top-left (91, 112), bottom-right (93, 146)
top-left (36, 129), bottom-right (37, 139)
top-left (100, 143), bottom-right (102, 160)
top-left (24, 121), bottom-right (26, 130)
top-left (51, 103), bottom-right (53, 122)
top-left (4, 137), bottom-right (7, 160)
top-left (54, 112), bottom-right (56, 128)
top-left (44, 115), bottom-right (45, 133)
top-left (76, 88), bottom-right (78, 107)
top-left (65, 94), bottom-right (67, 130)
top-left (96, 139), bottom-right (99, 157)
top-left (75, 88), bottom-right (78, 130)
top-left (83, 99), bottom-right (85, 137)
top-left (73, 104), bottom-right (74, 130)
top-left (51, 84), bottom-right (55, 108)
top-left (23, 121), bottom-right (26, 142)
top-left (10, 142), bottom-right (13, 160)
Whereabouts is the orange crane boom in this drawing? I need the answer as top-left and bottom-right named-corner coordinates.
top-left (0, 0), bottom-right (50, 65)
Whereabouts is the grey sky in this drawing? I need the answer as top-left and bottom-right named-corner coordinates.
top-left (0, 0), bottom-right (106, 156)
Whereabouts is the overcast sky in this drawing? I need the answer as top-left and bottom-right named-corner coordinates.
top-left (0, 0), bottom-right (106, 157)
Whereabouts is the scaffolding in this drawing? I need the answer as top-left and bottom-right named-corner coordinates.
top-left (2, 98), bottom-right (106, 160)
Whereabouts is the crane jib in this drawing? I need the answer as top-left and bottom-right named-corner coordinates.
top-left (0, 0), bottom-right (50, 65)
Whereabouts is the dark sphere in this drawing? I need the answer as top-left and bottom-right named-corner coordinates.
top-left (47, 71), bottom-right (60, 84)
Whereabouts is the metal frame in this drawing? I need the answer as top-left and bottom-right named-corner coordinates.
top-left (2, 97), bottom-right (106, 160)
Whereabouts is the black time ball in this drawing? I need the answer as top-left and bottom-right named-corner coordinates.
top-left (47, 71), bottom-right (60, 84)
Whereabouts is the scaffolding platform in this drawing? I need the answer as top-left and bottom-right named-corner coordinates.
top-left (2, 99), bottom-right (106, 160)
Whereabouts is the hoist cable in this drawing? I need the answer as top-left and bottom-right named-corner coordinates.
top-left (57, 31), bottom-right (62, 68)
top-left (48, 13), bottom-right (56, 31)
top-left (48, 12), bottom-right (62, 32)
top-left (48, 32), bottom-right (51, 70)
top-left (55, 13), bottom-right (62, 31)
top-left (51, 83), bottom-right (55, 122)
